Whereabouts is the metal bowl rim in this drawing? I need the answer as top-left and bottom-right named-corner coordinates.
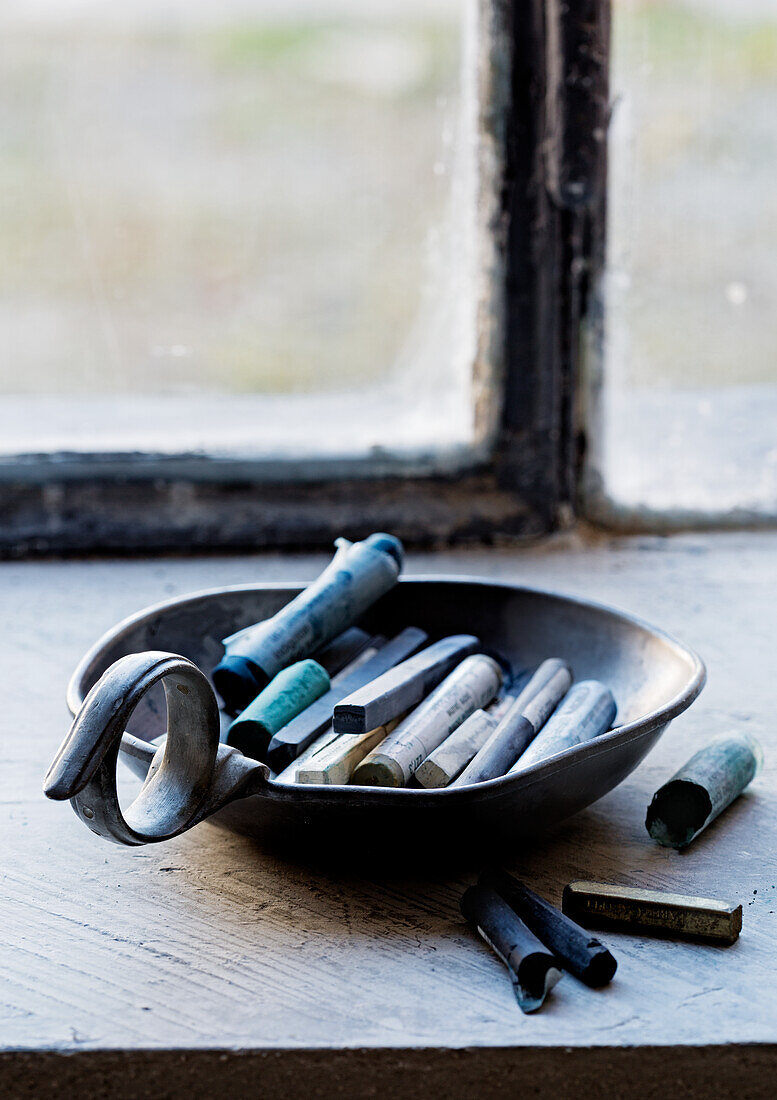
top-left (66, 574), bottom-right (706, 796)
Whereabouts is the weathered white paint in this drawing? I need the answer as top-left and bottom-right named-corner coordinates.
top-left (2, 532), bottom-right (776, 1064)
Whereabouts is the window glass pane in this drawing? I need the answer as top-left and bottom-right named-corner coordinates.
top-left (596, 0), bottom-right (777, 518)
top-left (0, 1), bottom-right (477, 460)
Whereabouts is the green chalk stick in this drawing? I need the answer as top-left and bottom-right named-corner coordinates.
top-left (646, 733), bottom-right (763, 849)
top-left (226, 660), bottom-right (330, 761)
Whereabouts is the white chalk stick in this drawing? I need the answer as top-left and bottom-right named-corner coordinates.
top-left (351, 654), bottom-right (503, 787)
top-left (414, 709), bottom-right (498, 788)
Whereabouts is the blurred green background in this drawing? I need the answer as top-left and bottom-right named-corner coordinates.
top-left (608, 0), bottom-right (777, 388)
top-left (0, 0), bottom-right (774, 401)
top-left (0, 2), bottom-right (461, 397)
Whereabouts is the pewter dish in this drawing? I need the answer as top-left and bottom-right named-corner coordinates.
top-left (60, 577), bottom-right (705, 858)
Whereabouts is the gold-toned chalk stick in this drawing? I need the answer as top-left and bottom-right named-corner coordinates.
top-left (562, 881), bottom-right (742, 944)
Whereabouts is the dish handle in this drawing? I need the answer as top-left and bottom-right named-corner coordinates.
top-left (43, 651), bottom-right (267, 845)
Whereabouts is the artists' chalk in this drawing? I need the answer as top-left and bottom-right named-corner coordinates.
top-left (414, 710), bottom-right (497, 788)
top-left (646, 733), bottom-right (763, 850)
top-left (481, 869), bottom-right (617, 987)
top-left (272, 726), bottom-right (340, 784)
top-left (487, 690), bottom-right (522, 722)
top-left (562, 881), bottom-right (742, 945)
top-left (330, 639), bottom-right (385, 684)
top-left (266, 627), bottom-right (427, 772)
top-left (407, 684), bottom-right (525, 790)
top-left (225, 660), bottom-right (330, 761)
top-left (272, 642), bottom-right (386, 782)
top-left (516, 659), bottom-right (575, 734)
top-left (460, 885), bottom-right (562, 1013)
top-left (213, 533), bottom-right (403, 713)
top-left (510, 679), bottom-right (616, 773)
top-left (452, 710), bottom-right (534, 787)
top-left (333, 634), bottom-right (480, 735)
top-left (453, 660), bottom-right (573, 786)
top-left (313, 627), bottom-right (372, 677)
top-left (296, 719), bottom-right (400, 786)
top-left (351, 654), bottom-right (503, 788)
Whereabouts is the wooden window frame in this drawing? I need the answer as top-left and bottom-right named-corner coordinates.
top-left (0, 1), bottom-right (610, 557)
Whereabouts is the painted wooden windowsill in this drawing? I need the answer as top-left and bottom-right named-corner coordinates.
top-left (2, 531), bottom-right (775, 1094)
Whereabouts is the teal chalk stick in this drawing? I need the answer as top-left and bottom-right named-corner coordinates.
top-left (646, 733), bottom-right (763, 849)
top-left (226, 659), bottom-right (330, 761)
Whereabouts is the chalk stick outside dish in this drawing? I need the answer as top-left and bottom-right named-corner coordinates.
top-left (414, 710), bottom-right (498, 789)
top-left (265, 627), bottom-right (428, 772)
top-left (351, 654), bottom-right (503, 788)
top-left (646, 733), bottom-right (763, 850)
top-left (510, 679), bottom-right (616, 773)
top-left (213, 533), bottom-right (403, 713)
top-left (452, 660), bottom-right (572, 787)
top-left (460, 885), bottom-right (562, 1013)
top-left (481, 869), bottom-right (617, 987)
top-left (333, 634), bottom-right (480, 735)
top-left (562, 881), bottom-right (742, 945)
top-left (225, 660), bottom-right (330, 761)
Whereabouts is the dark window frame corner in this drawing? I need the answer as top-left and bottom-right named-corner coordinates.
top-left (0, 0), bottom-right (611, 558)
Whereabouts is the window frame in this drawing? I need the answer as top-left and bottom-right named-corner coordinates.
top-left (0, 1), bottom-right (610, 557)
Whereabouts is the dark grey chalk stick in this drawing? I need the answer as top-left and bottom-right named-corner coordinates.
top-left (511, 679), bottom-right (616, 773)
top-left (481, 869), bottom-right (617, 987)
top-left (451, 712), bottom-right (534, 787)
top-left (460, 885), bottom-right (562, 1013)
top-left (333, 634), bottom-right (479, 735)
top-left (451, 660), bottom-right (572, 786)
top-left (646, 733), bottom-right (763, 849)
top-left (313, 627), bottom-right (373, 677)
top-left (213, 533), bottom-right (403, 713)
top-left (265, 627), bottom-right (427, 772)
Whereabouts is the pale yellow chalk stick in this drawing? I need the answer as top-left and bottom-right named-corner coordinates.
top-left (296, 719), bottom-right (399, 786)
top-left (272, 726), bottom-right (339, 783)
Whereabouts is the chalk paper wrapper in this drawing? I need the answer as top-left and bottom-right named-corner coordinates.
top-left (351, 654), bottom-right (503, 787)
top-left (510, 679), bottom-right (616, 774)
top-left (414, 710), bottom-right (498, 789)
top-left (213, 533), bottom-right (403, 712)
top-left (453, 660), bottom-right (573, 787)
